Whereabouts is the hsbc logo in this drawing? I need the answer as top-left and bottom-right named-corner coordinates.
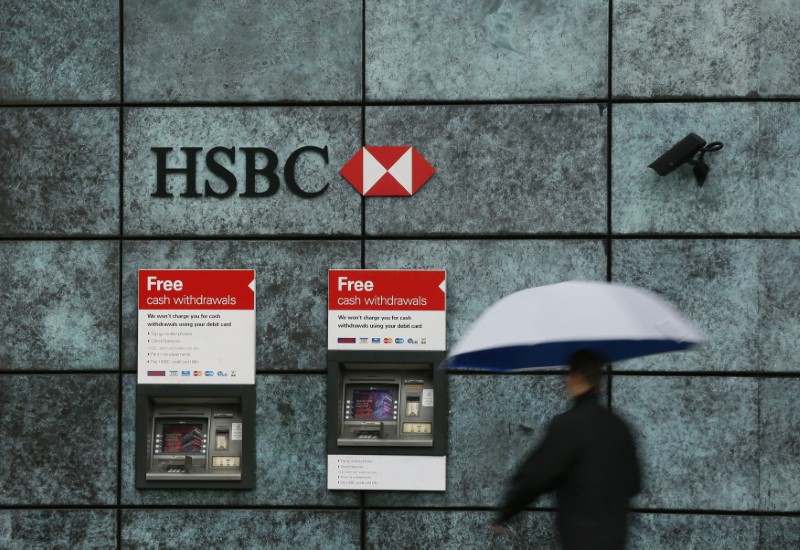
top-left (150, 145), bottom-right (435, 199)
top-left (339, 146), bottom-right (435, 196)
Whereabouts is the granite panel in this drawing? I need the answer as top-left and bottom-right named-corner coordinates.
top-left (0, 241), bottom-right (119, 371)
top-left (0, 0), bottom-right (119, 102)
top-left (757, 104), bottom-right (800, 233)
top-left (367, 0), bottom-right (607, 100)
top-left (630, 516), bottom-right (800, 549)
top-left (122, 509), bottom-right (359, 549)
top-left (757, 241), bottom-right (800, 372)
top-left (613, 1), bottom-right (760, 98)
top-left (0, 108), bottom-right (119, 236)
top-left (612, 103), bottom-right (758, 234)
top-left (121, 240), bottom-right (359, 372)
top-left (612, 240), bottom-right (758, 372)
top-left (365, 239), bottom-right (606, 349)
top-left (123, 0), bottom-right (361, 102)
top-left (366, 374), bottom-right (581, 508)
top-left (614, 0), bottom-right (800, 98)
top-left (627, 514), bottom-right (758, 549)
top-left (0, 510), bottom-right (116, 549)
top-left (614, 239), bottom-right (800, 373)
top-left (759, 379), bottom-right (800, 511)
top-left (121, 374), bottom-right (359, 506)
top-left (613, 103), bottom-right (800, 234)
top-left (759, 516), bottom-right (800, 548)
top-left (758, 1), bottom-right (800, 97)
top-left (255, 374), bottom-right (356, 505)
top-left (123, 107), bottom-right (361, 236)
top-left (364, 105), bottom-right (607, 235)
top-left (0, 375), bottom-right (118, 505)
top-left (365, 510), bottom-right (558, 549)
top-left (613, 376), bottom-right (759, 510)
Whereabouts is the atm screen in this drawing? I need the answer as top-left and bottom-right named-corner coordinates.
top-left (163, 423), bottom-right (204, 453)
top-left (352, 389), bottom-right (395, 420)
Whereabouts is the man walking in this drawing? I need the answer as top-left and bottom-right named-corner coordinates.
top-left (491, 349), bottom-right (641, 549)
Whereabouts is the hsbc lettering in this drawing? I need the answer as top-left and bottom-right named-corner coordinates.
top-left (151, 145), bottom-right (329, 199)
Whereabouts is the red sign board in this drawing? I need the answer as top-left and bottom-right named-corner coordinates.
top-left (139, 269), bottom-right (255, 310)
top-left (329, 270), bottom-right (446, 310)
top-left (328, 269), bottom-right (446, 351)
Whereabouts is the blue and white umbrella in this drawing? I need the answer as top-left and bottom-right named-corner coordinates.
top-left (446, 281), bottom-right (705, 372)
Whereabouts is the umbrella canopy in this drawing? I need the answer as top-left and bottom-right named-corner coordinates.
top-left (446, 281), bottom-right (705, 372)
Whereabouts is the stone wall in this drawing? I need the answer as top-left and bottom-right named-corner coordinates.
top-left (1, 1), bottom-right (798, 547)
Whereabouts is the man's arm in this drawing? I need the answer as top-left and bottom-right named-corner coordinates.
top-left (495, 416), bottom-right (576, 525)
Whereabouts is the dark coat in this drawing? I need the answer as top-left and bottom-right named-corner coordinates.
top-left (497, 390), bottom-right (641, 550)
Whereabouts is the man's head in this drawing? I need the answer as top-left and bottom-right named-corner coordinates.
top-left (565, 349), bottom-right (606, 398)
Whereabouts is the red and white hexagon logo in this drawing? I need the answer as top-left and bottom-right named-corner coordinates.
top-left (339, 146), bottom-right (436, 196)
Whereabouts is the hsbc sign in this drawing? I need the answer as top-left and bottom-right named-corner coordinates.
top-left (150, 145), bottom-right (331, 199)
top-left (150, 145), bottom-right (435, 199)
top-left (339, 146), bottom-right (435, 196)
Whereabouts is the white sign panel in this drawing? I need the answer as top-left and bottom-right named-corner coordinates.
top-left (328, 269), bottom-right (446, 351)
top-left (138, 269), bottom-right (256, 385)
top-left (328, 455), bottom-right (446, 491)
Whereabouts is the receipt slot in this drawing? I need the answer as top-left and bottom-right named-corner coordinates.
top-left (327, 350), bottom-right (447, 457)
top-left (136, 384), bottom-right (255, 489)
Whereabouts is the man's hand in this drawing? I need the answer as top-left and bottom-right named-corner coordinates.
top-left (489, 523), bottom-right (513, 537)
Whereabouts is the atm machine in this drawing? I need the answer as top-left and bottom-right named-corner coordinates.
top-left (135, 269), bottom-right (256, 490)
top-left (329, 352), bottom-right (445, 453)
top-left (136, 384), bottom-right (254, 489)
top-left (327, 350), bottom-right (447, 491)
top-left (326, 268), bottom-right (448, 491)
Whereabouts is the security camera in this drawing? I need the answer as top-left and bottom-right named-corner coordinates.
top-left (648, 133), bottom-right (724, 186)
